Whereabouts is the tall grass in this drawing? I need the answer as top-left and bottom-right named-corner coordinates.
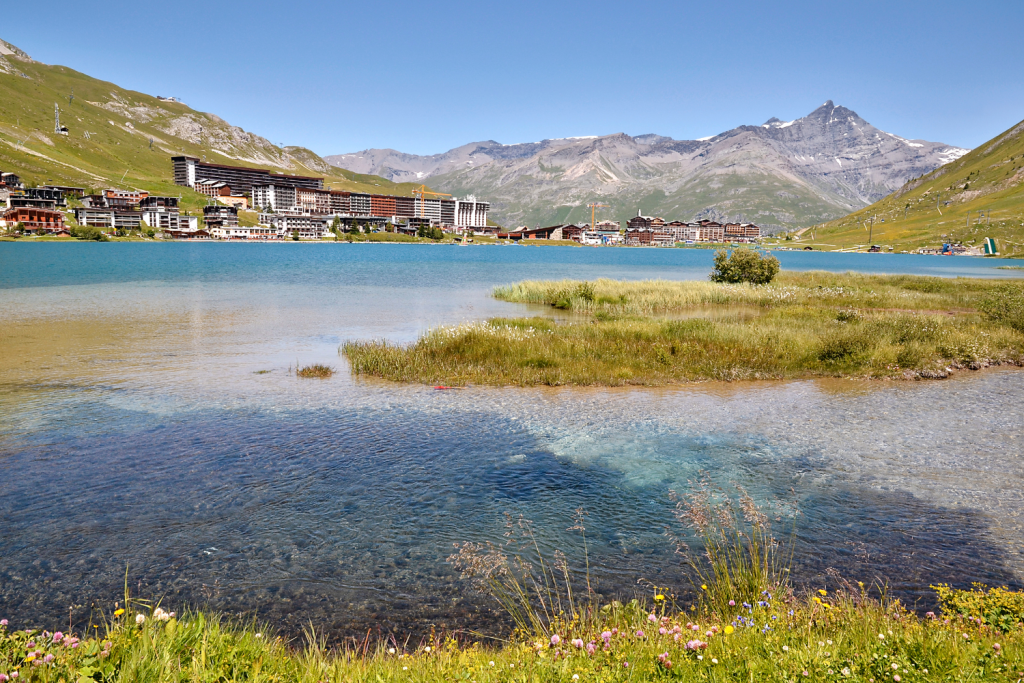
top-left (669, 481), bottom-right (794, 619)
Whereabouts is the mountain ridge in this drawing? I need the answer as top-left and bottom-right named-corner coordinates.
top-left (0, 38), bottom-right (422, 207)
top-left (326, 101), bottom-right (968, 229)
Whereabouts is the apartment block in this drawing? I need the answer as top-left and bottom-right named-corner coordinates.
top-left (172, 157), bottom-right (323, 195)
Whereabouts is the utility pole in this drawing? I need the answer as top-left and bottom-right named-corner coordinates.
top-left (936, 193), bottom-right (942, 215)
top-left (868, 215), bottom-right (875, 243)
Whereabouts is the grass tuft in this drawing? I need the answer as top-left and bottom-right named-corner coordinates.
top-left (296, 363), bottom-right (334, 379)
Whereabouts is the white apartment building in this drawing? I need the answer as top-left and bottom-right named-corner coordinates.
top-left (210, 225), bottom-right (282, 240)
top-left (259, 213), bottom-right (329, 240)
top-left (454, 196), bottom-right (490, 228)
top-left (252, 185), bottom-right (297, 213)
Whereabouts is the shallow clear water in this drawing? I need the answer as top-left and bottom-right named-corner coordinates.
top-left (1, 244), bottom-right (1022, 638)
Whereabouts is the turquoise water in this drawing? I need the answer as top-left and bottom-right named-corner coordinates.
top-left (1, 243), bottom-right (1022, 638)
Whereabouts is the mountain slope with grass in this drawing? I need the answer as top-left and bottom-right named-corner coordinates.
top-left (0, 38), bottom-right (422, 213)
top-left (797, 116), bottom-right (1024, 257)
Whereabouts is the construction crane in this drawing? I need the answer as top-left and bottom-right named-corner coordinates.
top-left (412, 184), bottom-right (452, 220)
top-left (587, 202), bottom-right (609, 230)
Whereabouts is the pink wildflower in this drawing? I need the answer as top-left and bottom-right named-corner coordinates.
top-left (729, 600), bottom-right (735, 606)
top-left (894, 676), bottom-right (901, 682)
top-left (674, 633), bottom-right (681, 642)
top-left (635, 630), bottom-right (645, 638)
top-left (0, 619), bottom-right (7, 626)
top-left (571, 638), bottom-right (584, 649)
top-left (993, 643), bottom-right (1001, 652)
top-left (550, 634), bottom-right (561, 646)
top-left (659, 627), bottom-right (667, 635)
top-left (600, 631), bottom-right (612, 642)
top-left (53, 632), bottom-right (63, 643)
top-left (648, 613), bottom-right (657, 623)
top-left (586, 642), bottom-right (597, 655)
top-left (43, 655), bottom-right (54, 664)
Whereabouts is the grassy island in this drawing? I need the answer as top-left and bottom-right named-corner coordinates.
top-left (343, 272), bottom-right (1024, 386)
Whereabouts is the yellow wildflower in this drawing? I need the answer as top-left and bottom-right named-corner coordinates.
top-left (655, 595), bottom-right (665, 601)
top-left (813, 597), bottom-right (822, 604)
top-left (701, 584), bottom-right (708, 590)
top-left (114, 609), bottom-right (125, 616)
top-left (818, 589), bottom-right (827, 596)
top-left (25, 654), bottom-right (36, 662)
top-left (724, 625), bottom-right (734, 635)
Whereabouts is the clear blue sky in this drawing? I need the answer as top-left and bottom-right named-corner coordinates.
top-left (6, 0), bottom-right (1023, 156)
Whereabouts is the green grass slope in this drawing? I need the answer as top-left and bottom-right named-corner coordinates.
top-left (0, 39), bottom-right (423, 212)
top-left (792, 117), bottom-right (1024, 256)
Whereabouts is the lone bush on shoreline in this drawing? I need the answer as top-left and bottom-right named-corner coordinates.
top-left (710, 248), bottom-right (780, 285)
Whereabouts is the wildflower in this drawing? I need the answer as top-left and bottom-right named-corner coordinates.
top-left (571, 638), bottom-right (584, 649)
top-left (43, 655), bottom-right (54, 664)
top-left (586, 642), bottom-right (596, 655)
top-left (572, 676), bottom-right (579, 681)
top-left (803, 671), bottom-right (809, 677)
top-left (113, 609), bottom-right (125, 617)
top-left (423, 646), bottom-right (431, 653)
top-left (963, 633), bottom-right (969, 639)
top-left (388, 648), bottom-right (396, 655)
top-left (701, 584), bottom-right (708, 590)
top-left (136, 614), bottom-right (146, 625)
top-left (813, 597), bottom-right (822, 604)
top-left (697, 655), bottom-right (703, 661)
top-left (729, 600), bottom-right (735, 606)
top-left (658, 628), bottom-right (667, 635)
top-left (878, 633), bottom-right (885, 640)
top-left (724, 625), bottom-right (734, 635)
top-left (783, 645), bottom-right (789, 652)
top-left (24, 655), bottom-right (35, 663)
top-left (635, 630), bottom-right (645, 638)
top-left (623, 662), bottom-right (629, 668)
top-left (600, 631), bottom-right (612, 642)
top-left (52, 632), bottom-right (63, 642)
top-left (402, 666), bottom-right (408, 671)
top-left (925, 611), bottom-right (935, 619)
top-left (818, 589), bottom-right (827, 596)
top-left (654, 594), bottom-right (665, 601)
top-left (743, 602), bottom-right (752, 609)
top-left (488, 661), bottom-right (494, 667)
top-left (712, 658), bottom-right (719, 664)
top-left (0, 619), bottom-right (6, 626)
top-left (0, 674), bottom-right (8, 682)
top-left (611, 628), bottom-right (618, 636)
top-left (993, 643), bottom-right (1001, 652)
top-left (894, 677), bottom-right (900, 682)
top-left (550, 635), bottom-right (561, 646)
top-left (648, 613), bottom-right (658, 623)
top-left (891, 664), bottom-right (898, 670)
top-left (255, 633), bottom-right (262, 638)
top-left (26, 642), bottom-right (35, 649)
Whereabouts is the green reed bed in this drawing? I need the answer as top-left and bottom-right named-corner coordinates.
top-left (343, 273), bottom-right (1024, 386)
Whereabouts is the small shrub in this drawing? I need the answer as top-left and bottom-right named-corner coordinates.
top-left (933, 583), bottom-right (1024, 632)
top-left (979, 283), bottom-right (1024, 332)
top-left (710, 249), bottom-right (780, 285)
top-left (296, 363), bottom-right (334, 379)
top-left (817, 328), bottom-right (873, 363)
top-left (70, 225), bottom-right (108, 241)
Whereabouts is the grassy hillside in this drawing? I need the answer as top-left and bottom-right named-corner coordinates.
top-left (784, 117), bottom-right (1024, 256)
top-left (0, 40), bottom-right (424, 212)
